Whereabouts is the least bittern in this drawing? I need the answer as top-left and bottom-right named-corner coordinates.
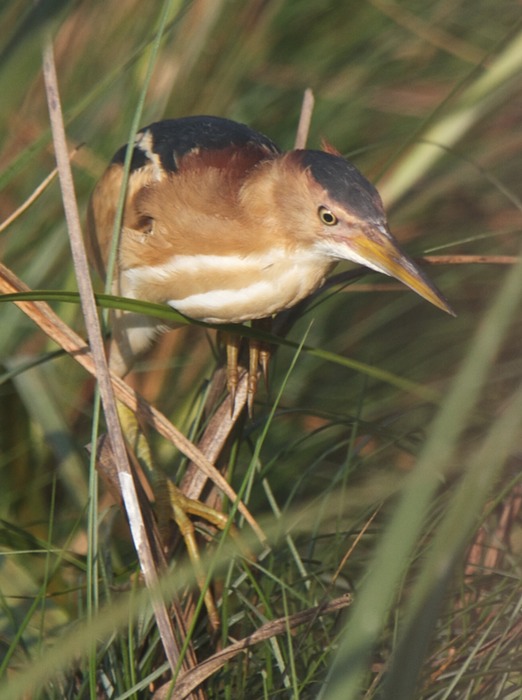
top-left (88, 116), bottom-right (453, 402)
top-left (87, 116), bottom-right (453, 623)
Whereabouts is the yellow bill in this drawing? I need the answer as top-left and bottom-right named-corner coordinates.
top-left (346, 224), bottom-right (455, 316)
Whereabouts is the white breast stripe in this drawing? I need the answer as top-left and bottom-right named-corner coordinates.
top-left (130, 249), bottom-right (290, 282)
top-left (123, 247), bottom-right (331, 323)
top-left (168, 282), bottom-right (275, 323)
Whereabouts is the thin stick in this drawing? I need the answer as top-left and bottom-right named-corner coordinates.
top-left (42, 40), bottom-right (182, 674)
top-left (421, 254), bottom-right (520, 265)
top-left (182, 88), bottom-right (317, 502)
top-left (294, 88), bottom-right (315, 149)
top-left (0, 150), bottom-right (77, 234)
top-left (180, 372), bottom-right (249, 501)
top-left (153, 594), bottom-right (353, 700)
top-left (0, 261), bottom-right (266, 545)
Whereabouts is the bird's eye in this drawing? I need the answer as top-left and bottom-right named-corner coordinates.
top-left (318, 206), bottom-right (338, 226)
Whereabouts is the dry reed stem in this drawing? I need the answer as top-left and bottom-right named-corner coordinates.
top-left (180, 88), bottom-right (316, 504)
top-left (422, 255), bottom-right (520, 265)
top-left (0, 149), bottom-right (74, 234)
top-left (42, 39), bottom-right (187, 676)
top-left (153, 594), bottom-right (353, 700)
top-left (294, 88), bottom-right (315, 149)
top-left (0, 261), bottom-right (265, 543)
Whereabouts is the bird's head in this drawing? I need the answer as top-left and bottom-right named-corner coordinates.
top-left (244, 148), bottom-right (454, 316)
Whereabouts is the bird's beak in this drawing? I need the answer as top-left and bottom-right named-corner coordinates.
top-left (343, 223), bottom-right (455, 316)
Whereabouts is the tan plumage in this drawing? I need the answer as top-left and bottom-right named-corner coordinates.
top-left (85, 116), bottom-right (455, 628)
top-left (87, 116), bottom-right (453, 395)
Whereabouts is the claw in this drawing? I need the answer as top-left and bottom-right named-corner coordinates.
top-left (221, 321), bottom-right (272, 414)
top-left (259, 344), bottom-right (270, 389)
top-left (252, 318), bottom-right (272, 395)
top-left (117, 402), bottom-right (224, 628)
top-left (247, 340), bottom-right (260, 416)
top-left (224, 333), bottom-right (240, 409)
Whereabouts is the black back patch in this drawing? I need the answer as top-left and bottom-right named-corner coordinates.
top-left (111, 116), bottom-right (280, 174)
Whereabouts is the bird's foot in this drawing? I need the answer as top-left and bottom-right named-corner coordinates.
top-left (118, 402), bottom-right (247, 631)
top-left (158, 480), bottom-right (247, 631)
top-left (222, 322), bottom-right (271, 416)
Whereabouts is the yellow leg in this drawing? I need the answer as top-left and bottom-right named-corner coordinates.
top-left (223, 332), bottom-right (240, 406)
top-left (222, 322), bottom-right (272, 416)
top-left (247, 340), bottom-right (260, 417)
top-left (249, 318), bottom-right (272, 412)
top-left (117, 402), bottom-right (241, 631)
top-left (259, 343), bottom-right (270, 384)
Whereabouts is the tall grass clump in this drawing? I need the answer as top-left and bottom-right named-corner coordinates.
top-left (1, 1), bottom-right (521, 698)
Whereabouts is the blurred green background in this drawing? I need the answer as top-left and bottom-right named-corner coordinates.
top-left (1, 1), bottom-right (522, 698)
